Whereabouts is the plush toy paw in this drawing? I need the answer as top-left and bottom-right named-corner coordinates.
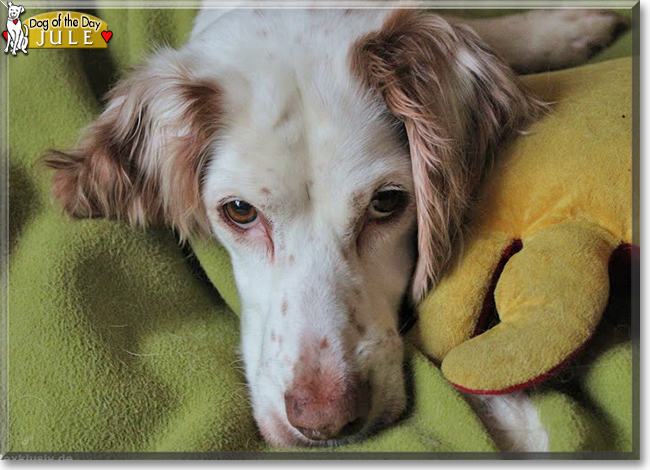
top-left (441, 222), bottom-right (617, 393)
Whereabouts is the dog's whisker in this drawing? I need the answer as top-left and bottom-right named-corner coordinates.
top-left (121, 349), bottom-right (169, 357)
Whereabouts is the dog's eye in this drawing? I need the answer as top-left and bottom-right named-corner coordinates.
top-left (224, 200), bottom-right (258, 227)
top-left (368, 190), bottom-right (405, 219)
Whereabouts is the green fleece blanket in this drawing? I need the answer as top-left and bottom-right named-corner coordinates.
top-left (5, 6), bottom-right (635, 457)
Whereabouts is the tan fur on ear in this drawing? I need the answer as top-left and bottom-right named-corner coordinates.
top-left (350, 10), bottom-right (547, 303)
top-left (43, 48), bottom-right (222, 240)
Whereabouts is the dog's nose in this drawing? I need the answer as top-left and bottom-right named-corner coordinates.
top-left (284, 378), bottom-right (370, 441)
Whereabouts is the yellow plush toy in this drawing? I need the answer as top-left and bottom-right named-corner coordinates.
top-left (410, 57), bottom-right (635, 394)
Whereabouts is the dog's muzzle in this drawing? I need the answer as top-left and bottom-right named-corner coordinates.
top-left (284, 374), bottom-right (371, 442)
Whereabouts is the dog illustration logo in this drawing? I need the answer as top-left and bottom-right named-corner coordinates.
top-left (3, 1), bottom-right (28, 56)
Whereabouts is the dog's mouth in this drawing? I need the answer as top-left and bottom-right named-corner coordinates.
top-left (256, 384), bottom-right (407, 448)
top-left (258, 413), bottom-right (380, 448)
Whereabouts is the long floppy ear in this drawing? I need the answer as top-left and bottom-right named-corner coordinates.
top-left (43, 48), bottom-right (222, 240)
top-left (350, 10), bottom-right (546, 303)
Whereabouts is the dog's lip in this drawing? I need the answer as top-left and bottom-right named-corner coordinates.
top-left (257, 379), bottom-right (397, 447)
top-left (259, 411), bottom-right (372, 448)
top-left (258, 412), bottom-right (307, 447)
top-left (287, 429), bottom-right (368, 448)
top-left (268, 413), bottom-right (378, 448)
top-left (290, 408), bottom-right (412, 448)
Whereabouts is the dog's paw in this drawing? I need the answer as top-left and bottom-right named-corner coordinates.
top-left (558, 10), bottom-right (630, 60)
top-left (524, 10), bottom-right (630, 72)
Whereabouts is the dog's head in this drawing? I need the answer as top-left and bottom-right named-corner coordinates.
top-left (44, 10), bottom-right (543, 447)
top-left (7, 2), bottom-right (25, 21)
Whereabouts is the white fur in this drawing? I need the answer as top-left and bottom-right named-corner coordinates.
top-left (467, 393), bottom-right (550, 452)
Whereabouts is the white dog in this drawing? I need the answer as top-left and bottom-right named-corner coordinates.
top-left (4, 1), bottom-right (28, 56)
top-left (45, 6), bottom-right (629, 452)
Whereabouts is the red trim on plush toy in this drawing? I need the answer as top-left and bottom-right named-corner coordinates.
top-left (471, 239), bottom-right (523, 337)
top-left (454, 242), bottom-right (639, 395)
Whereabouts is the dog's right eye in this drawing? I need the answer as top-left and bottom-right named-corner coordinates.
top-left (224, 200), bottom-right (259, 228)
top-left (368, 190), bottom-right (406, 219)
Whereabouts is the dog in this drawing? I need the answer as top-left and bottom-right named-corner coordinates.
top-left (4, 1), bottom-right (28, 56)
top-left (43, 6), bottom-right (630, 452)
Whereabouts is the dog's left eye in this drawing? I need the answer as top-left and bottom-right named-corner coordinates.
top-left (368, 190), bottom-right (405, 219)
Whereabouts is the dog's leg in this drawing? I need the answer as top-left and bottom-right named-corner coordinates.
top-left (10, 30), bottom-right (19, 55)
top-left (465, 392), bottom-right (549, 452)
top-left (5, 31), bottom-right (15, 54)
top-left (450, 10), bottom-right (630, 74)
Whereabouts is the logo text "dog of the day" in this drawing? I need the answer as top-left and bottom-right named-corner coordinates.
top-left (27, 11), bottom-right (110, 48)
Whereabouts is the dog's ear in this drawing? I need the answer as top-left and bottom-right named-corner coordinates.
top-left (43, 48), bottom-right (222, 240)
top-left (20, 6), bottom-right (24, 13)
top-left (7, 2), bottom-right (13, 7)
top-left (351, 10), bottom-right (546, 303)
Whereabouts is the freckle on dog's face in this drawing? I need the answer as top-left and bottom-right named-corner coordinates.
top-left (202, 80), bottom-right (416, 445)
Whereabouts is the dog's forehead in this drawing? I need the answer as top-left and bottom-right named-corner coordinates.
top-left (199, 8), bottom-right (411, 228)
top-left (206, 79), bottom-right (411, 224)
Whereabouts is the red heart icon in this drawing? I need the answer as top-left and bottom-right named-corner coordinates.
top-left (13, 19), bottom-right (17, 24)
top-left (2, 31), bottom-right (7, 41)
top-left (101, 31), bottom-right (112, 43)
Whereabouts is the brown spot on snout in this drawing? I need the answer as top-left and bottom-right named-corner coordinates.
top-left (261, 187), bottom-right (271, 195)
top-left (319, 338), bottom-right (329, 349)
top-left (281, 298), bottom-right (288, 316)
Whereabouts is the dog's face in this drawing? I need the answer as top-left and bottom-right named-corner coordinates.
top-left (7, 3), bottom-right (24, 21)
top-left (45, 9), bottom-right (543, 447)
top-left (202, 74), bottom-right (416, 444)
